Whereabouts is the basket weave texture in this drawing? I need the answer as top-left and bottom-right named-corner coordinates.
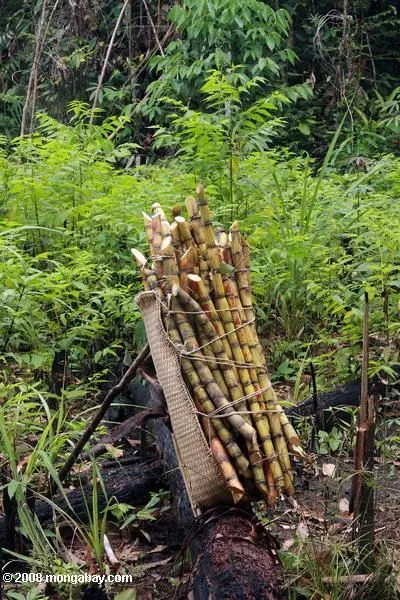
top-left (136, 291), bottom-right (232, 510)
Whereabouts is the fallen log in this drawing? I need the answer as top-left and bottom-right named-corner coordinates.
top-left (286, 362), bottom-right (400, 428)
top-left (144, 374), bottom-right (283, 600)
top-left (190, 511), bottom-right (281, 600)
top-left (287, 379), bottom-right (363, 425)
top-left (0, 459), bottom-right (163, 551)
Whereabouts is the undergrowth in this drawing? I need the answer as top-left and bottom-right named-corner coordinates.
top-left (1, 104), bottom-right (400, 597)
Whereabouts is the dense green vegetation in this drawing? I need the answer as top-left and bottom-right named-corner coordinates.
top-left (1, 0), bottom-right (400, 598)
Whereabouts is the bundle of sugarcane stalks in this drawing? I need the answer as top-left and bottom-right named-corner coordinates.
top-left (132, 185), bottom-right (305, 507)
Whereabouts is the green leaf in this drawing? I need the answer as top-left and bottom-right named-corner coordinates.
top-left (330, 438), bottom-right (341, 452)
top-left (298, 123), bottom-right (311, 136)
top-left (114, 590), bottom-right (137, 600)
top-left (7, 479), bottom-right (19, 499)
top-left (220, 262), bottom-right (235, 275)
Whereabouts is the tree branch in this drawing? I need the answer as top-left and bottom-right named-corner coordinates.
top-left (53, 342), bottom-right (150, 490)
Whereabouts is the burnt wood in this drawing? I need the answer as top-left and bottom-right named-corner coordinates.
top-left (0, 460), bottom-right (163, 551)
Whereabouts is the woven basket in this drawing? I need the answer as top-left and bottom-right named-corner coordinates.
top-left (136, 291), bottom-right (232, 512)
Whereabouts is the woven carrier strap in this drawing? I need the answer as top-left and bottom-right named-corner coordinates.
top-left (136, 291), bottom-right (231, 511)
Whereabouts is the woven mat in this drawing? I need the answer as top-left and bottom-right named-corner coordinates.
top-left (136, 291), bottom-right (231, 511)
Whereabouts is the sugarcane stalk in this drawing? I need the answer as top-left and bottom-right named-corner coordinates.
top-left (185, 194), bottom-right (210, 291)
top-left (187, 274), bottom-right (239, 380)
top-left (229, 222), bottom-right (301, 462)
top-left (170, 221), bottom-right (183, 250)
top-left (163, 289), bottom-right (256, 443)
top-left (196, 328), bottom-right (257, 486)
top-left (198, 262), bottom-right (283, 478)
top-left (160, 236), bottom-right (180, 289)
top-left (150, 214), bottom-right (163, 277)
top-left (223, 276), bottom-right (301, 453)
top-left (264, 462), bottom-right (278, 507)
top-left (234, 310), bottom-right (302, 460)
top-left (196, 329), bottom-right (232, 398)
top-left (201, 417), bottom-right (246, 504)
top-left (229, 222), bottom-right (262, 355)
top-left (174, 313), bottom-right (256, 441)
top-left (169, 221), bottom-right (185, 269)
top-left (276, 405), bottom-right (304, 456)
top-left (223, 278), bottom-right (294, 494)
top-left (245, 440), bottom-right (270, 501)
top-left (175, 284), bottom-right (246, 409)
top-left (161, 301), bottom-right (250, 474)
top-left (196, 322), bottom-right (268, 495)
top-left (198, 257), bottom-right (211, 294)
top-left (216, 230), bottom-right (228, 263)
top-left (185, 195), bottom-right (208, 256)
top-left (241, 237), bottom-right (252, 293)
top-left (174, 282), bottom-right (285, 493)
top-left (152, 203), bottom-right (170, 238)
top-left (131, 248), bottom-right (148, 289)
top-left (179, 245), bottom-right (196, 292)
top-left (142, 212), bottom-right (153, 244)
top-left (197, 184), bottom-right (222, 276)
top-left (229, 222), bottom-right (259, 342)
top-left (144, 270), bottom-right (164, 307)
top-left (175, 216), bottom-right (193, 250)
top-left (211, 301), bottom-right (286, 492)
top-left (222, 244), bottom-right (235, 269)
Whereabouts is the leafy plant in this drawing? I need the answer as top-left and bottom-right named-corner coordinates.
top-left (152, 70), bottom-right (301, 212)
top-left (110, 489), bottom-right (170, 530)
top-left (145, 0), bottom-right (297, 120)
top-left (317, 426), bottom-right (344, 454)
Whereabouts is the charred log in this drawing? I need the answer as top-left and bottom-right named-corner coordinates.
top-left (0, 459), bottom-right (163, 551)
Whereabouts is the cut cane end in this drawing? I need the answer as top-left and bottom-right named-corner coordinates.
top-left (290, 444), bottom-right (311, 461)
top-left (238, 421), bottom-right (257, 444)
top-left (152, 202), bottom-right (167, 219)
top-left (231, 486), bottom-right (246, 504)
top-left (185, 195), bottom-right (199, 217)
top-left (196, 183), bottom-right (206, 199)
top-left (171, 204), bottom-right (182, 218)
top-left (130, 248), bottom-right (147, 267)
top-left (161, 236), bottom-right (173, 252)
top-left (267, 493), bottom-right (278, 507)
